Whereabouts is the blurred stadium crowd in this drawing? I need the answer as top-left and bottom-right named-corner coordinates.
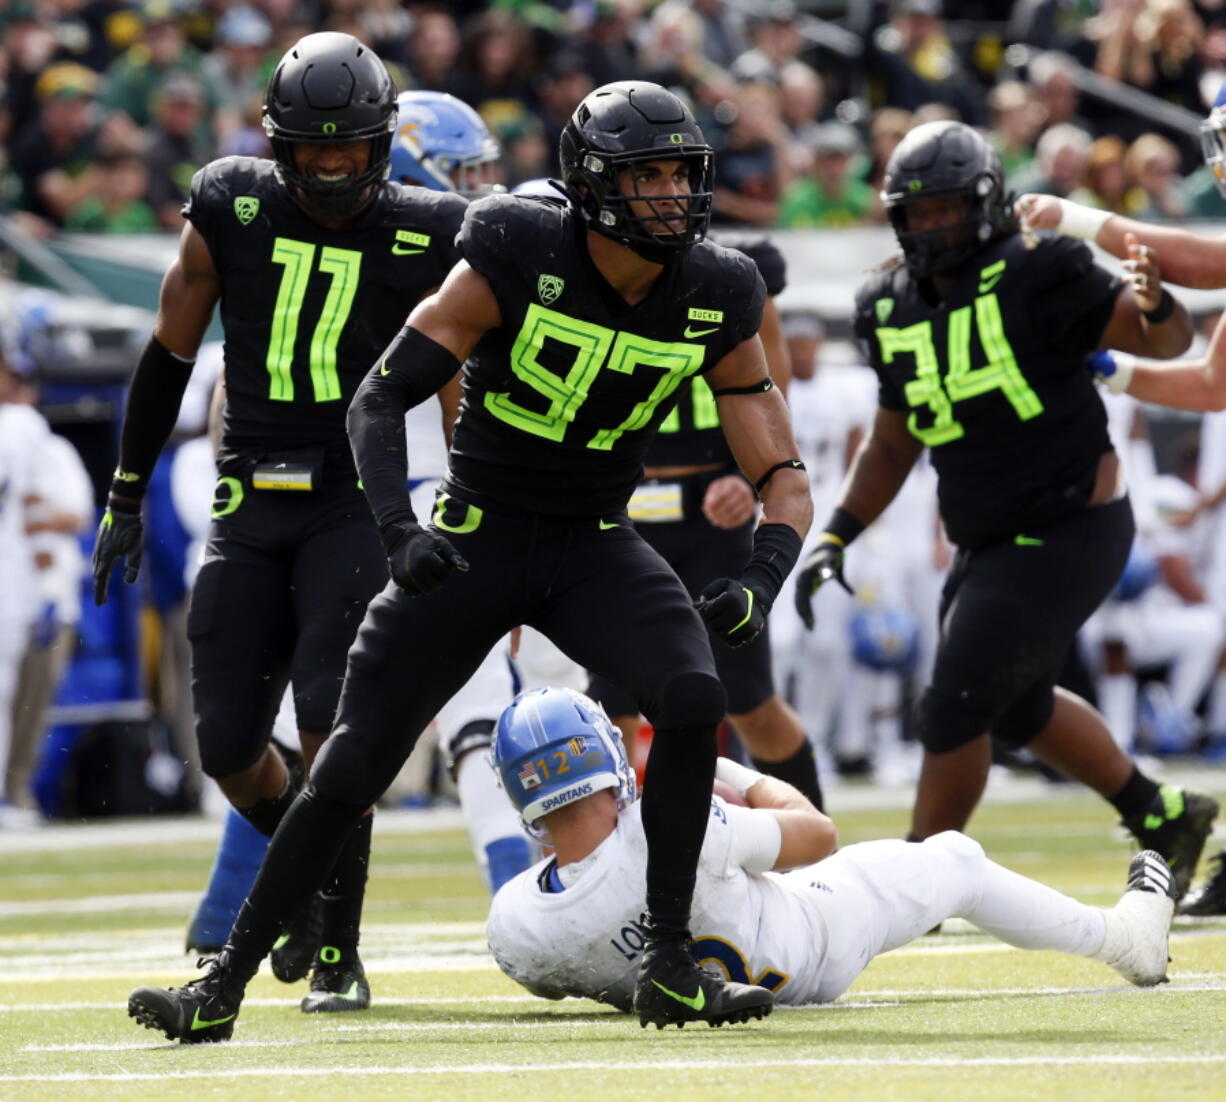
top-left (6, 0), bottom-right (1226, 234)
top-left (6, 0), bottom-right (1226, 827)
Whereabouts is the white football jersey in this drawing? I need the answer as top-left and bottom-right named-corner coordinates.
top-left (486, 798), bottom-right (829, 1009)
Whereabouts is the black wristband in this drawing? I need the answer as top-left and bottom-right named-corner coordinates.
top-left (1142, 289), bottom-right (1176, 325)
top-left (820, 506), bottom-right (866, 548)
top-left (105, 491), bottom-right (142, 516)
top-left (739, 523), bottom-right (804, 609)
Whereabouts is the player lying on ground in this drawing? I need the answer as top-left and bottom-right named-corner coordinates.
top-left (486, 687), bottom-right (1179, 1013)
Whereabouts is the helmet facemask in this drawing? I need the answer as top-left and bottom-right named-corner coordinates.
top-left (563, 145), bottom-right (714, 265)
top-left (267, 122), bottom-right (396, 222)
top-left (886, 173), bottom-right (1009, 278)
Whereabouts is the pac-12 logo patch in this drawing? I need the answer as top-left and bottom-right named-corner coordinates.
top-left (875, 297), bottom-right (894, 325)
top-left (233, 196), bottom-right (260, 225)
top-left (538, 273), bottom-right (565, 305)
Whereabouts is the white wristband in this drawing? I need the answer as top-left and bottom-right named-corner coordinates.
top-left (716, 757), bottom-right (765, 798)
top-left (1055, 198), bottom-right (1112, 242)
top-left (1105, 352), bottom-right (1136, 394)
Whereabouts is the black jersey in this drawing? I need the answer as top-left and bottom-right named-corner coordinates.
top-left (447, 195), bottom-right (766, 516)
top-left (645, 233), bottom-right (786, 470)
top-left (853, 233), bottom-right (1120, 549)
top-left (184, 157), bottom-right (466, 472)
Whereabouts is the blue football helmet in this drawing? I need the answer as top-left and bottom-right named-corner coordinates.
top-left (492, 687), bottom-right (635, 836)
top-left (390, 90), bottom-right (501, 196)
top-left (849, 605), bottom-right (920, 674)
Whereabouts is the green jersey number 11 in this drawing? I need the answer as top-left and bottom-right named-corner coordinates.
top-left (265, 237), bottom-right (362, 403)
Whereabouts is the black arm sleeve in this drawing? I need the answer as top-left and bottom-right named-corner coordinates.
top-left (113, 336), bottom-right (196, 500)
top-left (347, 326), bottom-right (463, 542)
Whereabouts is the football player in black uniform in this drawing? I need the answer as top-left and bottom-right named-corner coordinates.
top-left (127, 80), bottom-right (812, 1042)
top-left (794, 121), bottom-right (1219, 899)
top-left (95, 33), bottom-right (469, 1014)
top-left (588, 233), bottom-right (824, 810)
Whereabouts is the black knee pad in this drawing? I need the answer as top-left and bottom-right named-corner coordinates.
top-left (648, 671), bottom-right (726, 732)
top-left (915, 686), bottom-right (990, 754)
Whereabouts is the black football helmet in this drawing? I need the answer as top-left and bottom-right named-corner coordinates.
top-left (559, 81), bottom-right (713, 264)
top-left (881, 121), bottom-right (1015, 278)
top-left (263, 32), bottom-right (397, 222)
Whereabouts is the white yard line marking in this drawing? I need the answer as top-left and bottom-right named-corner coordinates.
top-left (4, 1054), bottom-right (1226, 1082)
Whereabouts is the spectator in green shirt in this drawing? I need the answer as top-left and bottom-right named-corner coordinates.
top-left (63, 144), bottom-right (158, 233)
top-left (779, 122), bottom-right (874, 228)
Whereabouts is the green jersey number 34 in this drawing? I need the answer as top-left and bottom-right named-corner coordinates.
top-left (876, 292), bottom-right (1043, 447)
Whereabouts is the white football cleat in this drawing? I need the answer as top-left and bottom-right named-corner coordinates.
top-left (1092, 850), bottom-right (1176, 987)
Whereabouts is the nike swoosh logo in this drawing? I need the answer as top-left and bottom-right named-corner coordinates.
top-left (978, 274), bottom-right (1003, 293)
top-left (598, 519), bottom-right (619, 530)
top-left (379, 359), bottom-right (391, 376)
top-left (651, 978), bottom-right (705, 1011)
top-left (683, 325), bottom-right (720, 339)
top-left (335, 982), bottom-right (363, 1001)
top-left (391, 244), bottom-right (425, 255)
top-left (1014, 534), bottom-right (1044, 547)
top-left (191, 1007), bottom-right (237, 1030)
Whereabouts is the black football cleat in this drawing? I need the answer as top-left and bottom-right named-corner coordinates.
top-left (300, 953), bottom-right (370, 1013)
top-left (270, 891), bottom-right (324, 983)
top-left (1178, 847), bottom-right (1226, 916)
top-left (128, 953), bottom-right (244, 1044)
top-left (1122, 786), bottom-right (1218, 900)
top-left (633, 931), bottom-right (773, 1029)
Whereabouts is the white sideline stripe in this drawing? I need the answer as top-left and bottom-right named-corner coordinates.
top-left (5, 1054), bottom-right (1226, 1082)
top-left (4, 981), bottom-right (1225, 1015)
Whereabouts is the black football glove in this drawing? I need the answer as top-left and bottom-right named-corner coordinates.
top-left (384, 521), bottom-right (469, 596)
top-left (91, 497), bottom-right (144, 606)
top-left (695, 578), bottom-right (768, 648)
top-left (793, 540), bottom-right (855, 631)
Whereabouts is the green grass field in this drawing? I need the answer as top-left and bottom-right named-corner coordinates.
top-left (3, 770), bottom-right (1226, 1102)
